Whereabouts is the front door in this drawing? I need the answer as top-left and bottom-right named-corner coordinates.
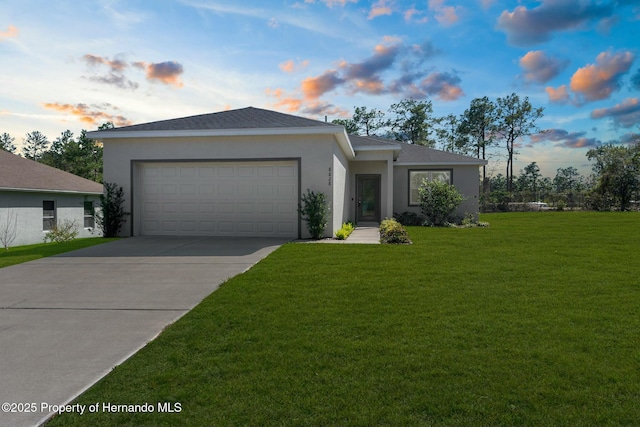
top-left (356, 175), bottom-right (381, 223)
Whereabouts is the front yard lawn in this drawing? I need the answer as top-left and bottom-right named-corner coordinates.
top-left (46, 212), bottom-right (640, 426)
top-left (0, 238), bottom-right (118, 269)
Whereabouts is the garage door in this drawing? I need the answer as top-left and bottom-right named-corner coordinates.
top-left (138, 161), bottom-right (298, 237)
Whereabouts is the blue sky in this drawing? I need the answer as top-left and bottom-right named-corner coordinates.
top-left (1, 0), bottom-right (639, 178)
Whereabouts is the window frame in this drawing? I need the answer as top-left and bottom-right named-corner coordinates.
top-left (408, 169), bottom-right (453, 206)
top-left (83, 201), bottom-right (95, 229)
top-left (43, 200), bottom-right (56, 231)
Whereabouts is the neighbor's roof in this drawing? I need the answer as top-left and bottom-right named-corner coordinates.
top-left (90, 106), bottom-right (338, 136)
top-left (0, 150), bottom-right (103, 194)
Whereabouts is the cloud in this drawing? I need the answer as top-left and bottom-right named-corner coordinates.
top-left (519, 50), bottom-right (568, 84)
top-left (134, 61), bottom-right (185, 87)
top-left (530, 128), bottom-right (600, 148)
top-left (42, 102), bottom-right (133, 127)
top-left (265, 88), bottom-right (349, 118)
top-left (418, 72), bottom-right (464, 100)
top-left (268, 17), bottom-right (280, 28)
top-left (496, 0), bottom-right (616, 46)
top-left (279, 59), bottom-right (309, 73)
top-left (83, 54), bottom-right (184, 89)
top-left (301, 70), bottom-right (345, 99)
top-left (428, 0), bottom-right (460, 26)
top-left (570, 50), bottom-right (634, 103)
top-left (0, 25), bottom-right (18, 41)
top-left (545, 85), bottom-right (571, 104)
top-left (368, 0), bottom-right (393, 19)
top-left (631, 69), bottom-right (640, 90)
top-left (591, 98), bottom-right (640, 128)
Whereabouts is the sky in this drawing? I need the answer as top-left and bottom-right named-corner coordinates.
top-left (1, 0), bottom-right (639, 179)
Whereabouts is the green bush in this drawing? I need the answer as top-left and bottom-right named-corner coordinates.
top-left (418, 180), bottom-right (464, 226)
top-left (379, 218), bottom-right (412, 244)
top-left (394, 211), bottom-right (424, 226)
top-left (299, 189), bottom-right (329, 239)
top-left (335, 222), bottom-right (355, 240)
top-left (44, 219), bottom-right (79, 243)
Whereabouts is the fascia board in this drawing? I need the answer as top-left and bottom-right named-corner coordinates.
top-left (394, 160), bottom-right (489, 166)
top-left (0, 187), bottom-right (102, 195)
top-left (87, 126), bottom-right (344, 140)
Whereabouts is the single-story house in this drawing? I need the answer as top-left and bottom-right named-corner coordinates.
top-left (88, 107), bottom-right (487, 239)
top-left (0, 150), bottom-right (103, 247)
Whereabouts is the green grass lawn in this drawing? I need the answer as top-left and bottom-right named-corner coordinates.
top-left (0, 238), bottom-right (118, 269)
top-left (46, 212), bottom-right (640, 426)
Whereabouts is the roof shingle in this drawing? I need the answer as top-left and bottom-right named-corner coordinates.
top-left (0, 150), bottom-right (103, 194)
top-left (103, 106), bottom-right (337, 133)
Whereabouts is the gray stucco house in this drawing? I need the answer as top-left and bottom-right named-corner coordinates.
top-left (88, 107), bottom-right (486, 239)
top-left (0, 150), bottom-right (103, 247)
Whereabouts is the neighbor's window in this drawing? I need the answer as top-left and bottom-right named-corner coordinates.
top-left (409, 170), bottom-right (452, 205)
top-left (43, 200), bottom-right (56, 231)
top-left (84, 201), bottom-right (95, 228)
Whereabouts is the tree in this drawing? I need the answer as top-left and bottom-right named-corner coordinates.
top-left (434, 114), bottom-right (468, 154)
top-left (41, 130), bottom-right (74, 170)
top-left (96, 182), bottom-right (129, 237)
top-left (494, 94), bottom-right (544, 192)
top-left (0, 209), bottom-right (18, 251)
top-left (523, 161), bottom-right (541, 199)
top-left (332, 106), bottom-right (385, 136)
top-left (387, 99), bottom-right (436, 147)
top-left (0, 133), bottom-right (17, 153)
top-left (587, 142), bottom-right (640, 211)
top-left (40, 129), bottom-right (104, 182)
top-left (458, 97), bottom-right (498, 183)
top-left (22, 131), bottom-right (49, 161)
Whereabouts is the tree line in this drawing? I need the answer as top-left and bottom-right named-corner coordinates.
top-left (333, 96), bottom-right (639, 212)
top-left (0, 123), bottom-right (113, 183)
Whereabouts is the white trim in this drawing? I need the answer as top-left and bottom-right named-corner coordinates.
top-left (353, 145), bottom-right (401, 151)
top-left (395, 161), bottom-right (488, 166)
top-left (0, 187), bottom-right (102, 195)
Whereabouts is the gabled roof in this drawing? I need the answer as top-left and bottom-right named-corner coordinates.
top-left (89, 106), bottom-right (338, 136)
top-left (350, 134), bottom-right (486, 165)
top-left (0, 150), bottom-right (103, 194)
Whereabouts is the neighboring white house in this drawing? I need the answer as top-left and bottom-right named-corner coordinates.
top-left (88, 107), bottom-right (487, 239)
top-left (0, 150), bottom-right (103, 247)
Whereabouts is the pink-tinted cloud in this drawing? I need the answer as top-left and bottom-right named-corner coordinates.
top-left (43, 102), bottom-right (132, 127)
top-left (134, 61), bottom-right (184, 87)
top-left (301, 70), bottom-right (345, 99)
top-left (497, 0), bottom-right (616, 46)
top-left (368, 0), bottom-right (393, 19)
top-left (570, 50), bottom-right (634, 103)
top-left (279, 59), bottom-right (309, 73)
top-left (545, 85), bottom-right (570, 104)
top-left (83, 54), bottom-right (128, 72)
top-left (304, 0), bottom-right (357, 6)
top-left (0, 25), bottom-right (18, 41)
top-left (530, 128), bottom-right (600, 148)
top-left (428, 0), bottom-right (460, 26)
top-left (591, 98), bottom-right (640, 128)
top-left (419, 72), bottom-right (464, 100)
top-left (519, 50), bottom-right (568, 84)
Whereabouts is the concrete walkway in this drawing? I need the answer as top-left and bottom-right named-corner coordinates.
top-left (343, 226), bottom-right (380, 244)
top-left (0, 237), bottom-right (286, 427)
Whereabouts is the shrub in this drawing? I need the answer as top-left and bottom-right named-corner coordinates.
top-left (335, 222), bottom-right (355, 240)
top-left (418, 180), bottom-right (464, 226)
top-left (394, 211), bottom-right (424, 226)
top-left (44, 219), bottom-right (79, 243)
top-left (379, 218), bottom-right (412, 244)
top-left (96, 182), bottom-right (129, 238)
top-left (299, 189), bottom-right (329, 239)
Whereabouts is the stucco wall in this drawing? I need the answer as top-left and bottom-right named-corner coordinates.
top-left (349, 149), bottom-right (395, 222)
top-left (392, 165), bottom-right (481, 220)
top-left (103, 134), bottom-right (345, 239)
top-left (332, 147), bottom-right (349, 234)
top-left (0, 191), bottom-right (101, 247)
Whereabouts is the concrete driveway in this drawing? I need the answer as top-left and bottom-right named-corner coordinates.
top-left (0, 236), bottom-right (286, 427)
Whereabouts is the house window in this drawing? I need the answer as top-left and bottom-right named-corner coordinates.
top-left (409, 170), bottom-right (452, 205)
top-left (43, 200), bottom-right (56, 231)
top-left (84, 201), bottom-right (95, 228)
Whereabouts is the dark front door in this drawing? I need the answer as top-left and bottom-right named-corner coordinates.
top-left (356, 175), bottom-right (381, 223)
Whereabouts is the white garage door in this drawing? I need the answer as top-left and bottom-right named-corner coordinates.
top-left (138, 161), bottom-right (298, 238)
